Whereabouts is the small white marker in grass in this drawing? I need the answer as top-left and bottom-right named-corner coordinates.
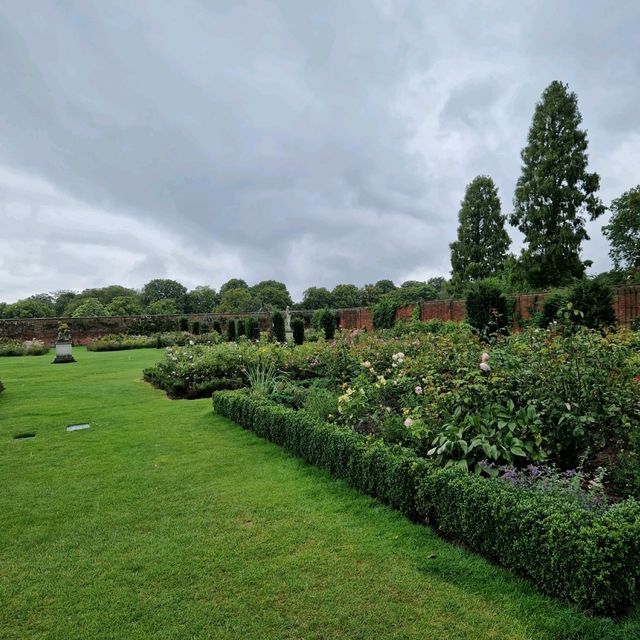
top-left (66, 424), bottom-right (90, 432)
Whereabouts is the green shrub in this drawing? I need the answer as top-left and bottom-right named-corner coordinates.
top-left (213, 390), bottom-right (640, 615)
top-left (126, 316), bottom-right (178, 335)
top-left (237, 319), bottom-right (246, 337)
top-left (272, 311), bottom-right (286, 342)
top-left (465, 281), bottom-right (510, 338)
top-left (227, 320), bottom-right (236, 342)
top-left (567, 279), bottom-right (616, 330)
top-left (371, 299), bottom-right (397, 329)
top-left (416, 469), bottom-right (640, 615)
top-left (179, 317), bottom-right (189, 331)
top-left (246, 317), bottom-right (258, 340)
top-left (537, 289), bottom-right (569, 327)
top-left (313, 308), bottom-right (336, 340)
top-left (0, 339), bottom-right (49, 357)
top-left (213, 320), bottom-right (222, 334)
top-left (191, 321), bottom-right (201, 335)
top-left (291, 317), bottom-right (305, 345)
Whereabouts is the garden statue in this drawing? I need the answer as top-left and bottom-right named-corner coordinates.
top-left (285, 306), bottom-right (293, 342)
top-left (52, 323), bottom-right (76, 364)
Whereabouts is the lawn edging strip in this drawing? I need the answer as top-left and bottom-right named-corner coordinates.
top-left (212, 389), bottom-right (640, 616)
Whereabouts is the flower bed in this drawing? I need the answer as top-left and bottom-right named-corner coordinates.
top-left (0, 338), bottom-right (49, 357)
top-left (86, 331), bottom-right (221, 352)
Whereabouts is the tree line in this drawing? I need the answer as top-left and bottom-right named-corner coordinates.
top-left (0, 277), bottom-right (451, 319)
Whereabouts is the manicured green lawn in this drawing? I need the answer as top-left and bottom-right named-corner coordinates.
top-left (0, 349), bottom-right (638, 639)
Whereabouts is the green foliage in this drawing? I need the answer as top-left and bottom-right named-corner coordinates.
top-left (146, 299), bottom-right (180, 315)
top-left (291, 317), bottom-right (305, 345)
top-left (245, 317), bottom-right (259, 340)
top-left (0, 338), bottom-right (49, 356)
top-left (450, 175), bottom-right (510, 288)
top-left (272, 311), bottom-right (286, 342)
top-left (71, 298), bottom-right (108, 317)
top-left (186, 286), bottom-right (218, 313)
top-left (300, 286), bottom-right (333, 309)
top-left (383, 282), bottom-right (437, 307)
top-left (331, 284), bottom-right (362, 309)
top-left (219, 278), bottom-right (249, 296)
top-left (371, 299), bottom-right (397, 329)
top-left (4, 295), bottom-right (56, 318)
top-left (126, 316), bottom-right (178, 335)
top-left (236, 319), bottom-right (246, 337)
top-left (191, 320), bottom-right (201, 335)
top-left (106, 296), bottom-right (143, 316)
top-left (314, 308), bottom-right (336, 339)
top-left (213, 320), bottom-right (222, 334)
top-left (464, 281), bottom-right (510, 338)
top-left (244, 361), bottom-right (288, 395)
top-left (250, 280), bottom-right (292, 310)
top-left (216, 287), bottom-right (257, 313)
top-left (227, 319), bottom-right (236, 342)
top-left (141, 279), bottom-right (187, 311)
top-left (86, 332), bottom-right (221, 352)
top-left (566, 279), bottom-right (616, 330)
top-left (603, 185), bottom-right (640, 270)
top-left (510, 81), bottom-right (605, 288)
top-left (537, 289), bottom-right (569, 328)
top-left (179, 317), bottom-right (189, 331)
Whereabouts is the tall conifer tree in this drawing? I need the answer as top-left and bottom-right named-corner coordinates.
top-left (510, 81), bottom-right (604, 288)
top-left (450, 175), bottom-right (510, 289)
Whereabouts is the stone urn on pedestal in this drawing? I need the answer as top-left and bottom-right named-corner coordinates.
top-left (52, 323), bottom-right (76, 364)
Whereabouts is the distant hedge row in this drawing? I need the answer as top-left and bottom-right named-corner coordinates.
top-left (212, 390), bottom-right (640, 616)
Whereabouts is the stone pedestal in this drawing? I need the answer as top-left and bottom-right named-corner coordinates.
top-left (52, 341), bottom-right (75, 364)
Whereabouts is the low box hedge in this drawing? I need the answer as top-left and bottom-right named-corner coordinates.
top-left (212, 389), bottom-right (640, 615)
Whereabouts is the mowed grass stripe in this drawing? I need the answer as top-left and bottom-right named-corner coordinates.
top-left (0, 349), bottom-right (637, 639)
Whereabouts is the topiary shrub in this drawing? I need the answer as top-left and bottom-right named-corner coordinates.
top-left (237, 319), bottom-right (246, 337)
top-left (179, 317), bottom-right (189, 331)
top-left (272, 311), bottom-right (286, 342)
top-left (291, 317), bottom-right (305, 345)
top-left (465, 281), bottom-right (510, 338)
top-left (245, 317), bottom-right (258, 340)
top-left (227, 319), bottom-right (236, 342)
top-left (313, 308), bottom-right (336, 340)
top-left (191, 320), bottom-right (201, 335)
top-left (372, 299), bottom-right (397, 329)
top-left (213, 320), bottom-right (222, 335)
top-left (567, 279), bottom-right (616, 330)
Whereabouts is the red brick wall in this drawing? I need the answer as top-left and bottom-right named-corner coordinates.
top-left (338, 307), bottom-right (373, 331)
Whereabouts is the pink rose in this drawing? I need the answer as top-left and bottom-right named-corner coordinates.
top-left (404, 418), bottom-right (413, 427)
top-left (415, 386), bottom-right (423, 395)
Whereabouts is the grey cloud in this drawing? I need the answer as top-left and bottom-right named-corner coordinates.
top-left (0, 0), bottom-right (638, 302)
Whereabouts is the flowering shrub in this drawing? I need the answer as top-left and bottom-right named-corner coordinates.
top-left (87, 331), bottom-right (221, 351)
top-left (0, 338), bottom-right (49, 356)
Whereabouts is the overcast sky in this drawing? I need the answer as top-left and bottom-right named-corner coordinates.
top-left (1, 0), bottom-right (639, 303)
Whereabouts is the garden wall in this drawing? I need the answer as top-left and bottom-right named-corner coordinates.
top-left (1, 285), bottom-right (638, 343)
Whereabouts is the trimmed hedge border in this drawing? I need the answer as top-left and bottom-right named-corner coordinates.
top-left (212, 390), bottom-right (640, 616)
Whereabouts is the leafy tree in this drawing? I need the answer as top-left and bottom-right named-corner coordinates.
top-left (141, 279), bottom-right (187, 311)
top-left (5, 295), bottom-right (55, 318)
top-left (291, 317), bottom-right (305, 345)
top-left (603, 185), bottom-right (640, 271)
top-left (146, 299), bottom-right (180, 315)
top-left (331, 284), bottom-right (362, 309)
top-left (186, 286), bottom-right (218, 313)
top-left (360, 283), bottom-right (384, 306)
top-left (450, 175), bottom-right (510, 289)
top-left (465, 281), bottom-right (510, 338)
top-left (250, 280), bottom-right (292, 310)
top-left (375, 279), bottom-right (397, 294)
top-left (0, 302), bottom-right (7, 318)
top-left (426, 277), bottom-right (449, 299)
top-left (217, 288), bottom-right (258, 313)
top-left (510, 81), bottom-right (605, 288)
top-left (384, 283), bottom-right (437, 307)
top-left (107, 296), bottom-right (143, 316)
top-left (53, 290), bottom-right (77, 316)
top-left (71, 298), bottom-right (108, 317)
top-left (567, 280), bottom-right (616, 330)
top-left (219, 278), bottom-right (249, 297)
top-left (81, 285), bottom-right (138, 305)
top-left (300, 287), bottom-right (332, 309)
